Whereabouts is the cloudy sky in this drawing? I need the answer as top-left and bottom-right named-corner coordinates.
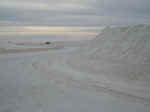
top-left (0, 0), bottom-right (150, 41)
top-left (0, 0), bottom-right (150, 26)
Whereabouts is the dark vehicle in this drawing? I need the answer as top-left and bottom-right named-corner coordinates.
top-left (44, 41), bottom-right (51, 45)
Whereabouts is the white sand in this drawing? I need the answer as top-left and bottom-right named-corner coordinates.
top-left (0, 24), bottom-right (150, 112)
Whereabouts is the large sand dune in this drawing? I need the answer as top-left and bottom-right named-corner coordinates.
top-left (67, 24), bottom-right (150, 100)
top-left (0, 25), bottom-right (150, 112)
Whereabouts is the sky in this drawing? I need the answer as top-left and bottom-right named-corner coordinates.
top-left (0, 0), bottom-right (150, 41)
top-left (0, 0), bottom-right (150, 26)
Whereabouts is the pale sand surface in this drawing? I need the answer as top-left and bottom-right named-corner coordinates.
top-left (0, 47), bottom-right (62, 54)
top-left (0, 25), bottom-right (150, 112)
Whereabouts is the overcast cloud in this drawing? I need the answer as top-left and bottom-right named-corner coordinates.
top-left (0, 0), bottom-right (150, 26)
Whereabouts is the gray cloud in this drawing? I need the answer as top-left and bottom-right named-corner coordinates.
top-left (0, 0), bottom-right (150, 26)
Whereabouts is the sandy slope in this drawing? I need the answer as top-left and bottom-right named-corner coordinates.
top-left (0, 25), bottom-right (150, 112)
top-left (66, 24), bottom-right (150, 100)
top-left (0, 48), bottom-right (150, 112)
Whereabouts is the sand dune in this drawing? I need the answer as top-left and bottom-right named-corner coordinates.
top-left (0, 25), bottom-right (150, 112)
top-left (67, 24), bottom-right (150, 100)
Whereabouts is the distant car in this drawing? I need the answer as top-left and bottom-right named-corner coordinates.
top-left (44, 41), bottom-right (51, 45)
